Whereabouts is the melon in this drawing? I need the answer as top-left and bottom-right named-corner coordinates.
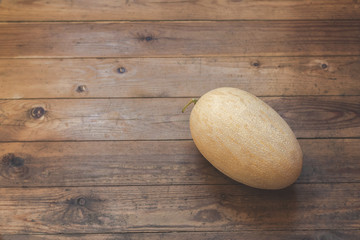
top-left (186, 87), bottom-right (303, 190)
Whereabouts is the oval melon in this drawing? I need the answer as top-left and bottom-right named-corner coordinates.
top-left (189, 87), bottom-right (303, 190)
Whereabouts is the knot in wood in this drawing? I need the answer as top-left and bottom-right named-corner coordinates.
top-left (77, 197), bottom-right (86, 206)
top-left (31, 107), bottom-right (45, 119)
top-left (145, 36), bottom-right (153, 42)
top-left (76, 85), bottom-right (87, 93)
top-left (252, 61), bottom-right (260, 67)
top-left (117, 67), bottom-right (126, 74)
top-left (60, 195), bottom-right (106, 225)
top-left (10, 156), bottom-right (24, 167)
top-left (1, 153), bottom-right (30, 181)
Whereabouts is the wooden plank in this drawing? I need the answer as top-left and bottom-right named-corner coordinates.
top-left (0, 139), bottom-right (358, 187)
top-left (0, 97), bottom-right (359, 141)
top-left (1, 56), bottom-right (359, 99)
top-left (1, 231), bottom-right (359, 240)
top-left (0, 184), bottom-right (358, 233)
top-left (299, 139), bottom-right (360, 183)
top-left (0, 0), bottom-right (359, 21)
top-left (0, 21), bottom-right (359, 58)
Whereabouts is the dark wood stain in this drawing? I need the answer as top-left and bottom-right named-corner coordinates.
top-left (193, 209), bottom-right (222, 223)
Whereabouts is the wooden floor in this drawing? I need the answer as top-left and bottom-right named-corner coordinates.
top-left (0, 1), bottom-right (359, 239)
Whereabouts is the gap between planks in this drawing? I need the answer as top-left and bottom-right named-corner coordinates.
top-left (1, 96), bottom-right (360, 101)
top-left (2, 230), bottom-right (360, 240)
top-left (2, 19), bottom-right (360, 23)
top-left (0, 182), bottom-right (359, 189)
top-left (1, 54), bottom-right (360, 59)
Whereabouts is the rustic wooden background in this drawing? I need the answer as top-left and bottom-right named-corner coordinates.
top-left (0, 0), bottom-right (359, 239)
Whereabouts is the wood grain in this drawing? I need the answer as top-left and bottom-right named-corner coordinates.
top-left (0, 97), bottom-right (359, 141)
top-left (1, 231), bottom-right (359, 240)
top-left (1, 21), bottom-right (360, 58)
top-left (0, 0), bottom-right (358, 238)
top-left (0, 0), bottom-right (359, 21)
top-left (0, 184), bottom-right (359, 234)
top-left (1, 56), bottom-right (359, 99)
top-left (0, 139), bottom-right (358, 187)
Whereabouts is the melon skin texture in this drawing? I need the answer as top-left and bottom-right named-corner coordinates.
top-left (189, 87), bottom-right (303, 190)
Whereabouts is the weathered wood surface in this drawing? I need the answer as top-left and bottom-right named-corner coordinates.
top-left (0, 0), bottom-right (359, 21)
top-left (0, 97), bottom-right (359, 141)
top-left (1, 0), bottom-right (359, 238)
top-left (1, 231), bottom-right (359, 240)
top-left (0, 184), bottom-right (359, 234)
top-left (1, 21), bottom-right (360, 58)
top-left (1, 56), bottom-right (359, 99)
top-left (0, 139), bottom-right (359, 187)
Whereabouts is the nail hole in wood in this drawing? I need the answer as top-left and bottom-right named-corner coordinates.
top-left (76, 85), bottom-right (87, 93)
top-left (31, 107), bottom-right (45, 119)
top-left (77, 197), bottom-right (86, 206)
top-left (321, 63), bottom-right (328, 69)
top-left (117, 67), bottom-right (126, 74)
top-left (137, 33), bottom-right (157, 42)
top-left (252, 61), bottom-right (260, 67)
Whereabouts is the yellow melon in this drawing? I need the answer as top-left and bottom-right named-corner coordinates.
top-left (187, 87), bottom-right (303, 189)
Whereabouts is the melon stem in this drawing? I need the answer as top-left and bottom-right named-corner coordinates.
top-left (182, 98), bottom-right (198, 113)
